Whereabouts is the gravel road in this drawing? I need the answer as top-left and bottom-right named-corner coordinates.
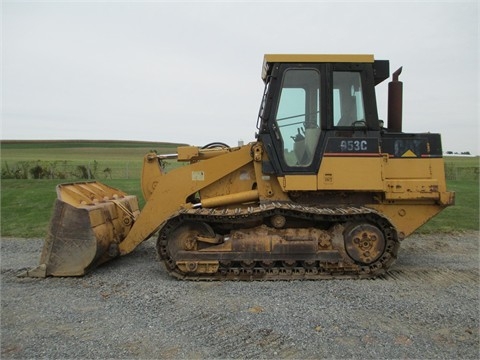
top-left (1, 231), bottom-right (479, 359)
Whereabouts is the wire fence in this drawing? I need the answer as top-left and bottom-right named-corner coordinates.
top-left (444, 165), bottom-right (479, 181)
top-left (2, 160), bottom-right (478, 181)
top-left (1, 160), bottom-right (146, 180)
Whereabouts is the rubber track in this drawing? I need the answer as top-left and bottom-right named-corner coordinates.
top-left (157, 202), bottom-right (400, 280)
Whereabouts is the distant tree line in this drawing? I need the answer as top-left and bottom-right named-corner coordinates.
top-left (445, 151), bottom-right (472, 155)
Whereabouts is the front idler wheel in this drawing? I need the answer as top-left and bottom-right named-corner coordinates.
top-left (163, 221), bottom-right (215, 270)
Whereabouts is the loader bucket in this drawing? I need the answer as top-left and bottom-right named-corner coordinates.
top-left (25, 182), bottom-right (140, 277)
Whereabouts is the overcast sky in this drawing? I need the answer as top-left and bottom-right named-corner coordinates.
top-left (2, 0), bottom-right (479, 154)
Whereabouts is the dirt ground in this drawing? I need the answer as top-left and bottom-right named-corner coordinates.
top-left (1, 231), bottom-right (479, 359)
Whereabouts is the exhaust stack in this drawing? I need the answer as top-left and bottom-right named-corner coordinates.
top-left (388, 67), bottom-right (403, 132)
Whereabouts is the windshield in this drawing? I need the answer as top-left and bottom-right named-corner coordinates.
top-left (274, 69), bottom-right (321, 166)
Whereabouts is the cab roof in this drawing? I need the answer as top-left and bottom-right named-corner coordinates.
top-left (261, 54), bottom-right (388, 85)
top-left (262, 54), bottom-right (373, 79)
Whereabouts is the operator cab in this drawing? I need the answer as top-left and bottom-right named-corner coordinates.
top-left (257, 54), bottom-right (389, 175)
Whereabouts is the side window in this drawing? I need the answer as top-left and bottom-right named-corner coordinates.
top-left (333, 72), bottom-right (365, 127)
top-left (274, 69), bottom-right (321, 167)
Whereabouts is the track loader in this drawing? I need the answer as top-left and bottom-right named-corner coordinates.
top-left (26, 54), bottom-right (454, 280)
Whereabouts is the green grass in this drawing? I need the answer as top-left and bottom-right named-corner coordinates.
top-left (1, 141), bottom-right (478, 238)
top-left (0, 179), bottom-right (144, 238)
top-left (444, 156), bottom-right (479, 167)
top-left (1, 140), bottom-right (183, 162)
top-left (417, 180), bottom-right (479, 233)
top-left (1, 178), bottom-right (477, 238)
top-left (0, 139), bottom-right (186, 150)
top-left (1, 140), bottom-right (185, 180)
top-left (1, 179), bottom-right (60, 237)
top-left (444, 156), bottom-right (479, 181)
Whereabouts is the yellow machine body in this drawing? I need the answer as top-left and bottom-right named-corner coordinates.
top-left (27, 54), bottom-right (454, 279)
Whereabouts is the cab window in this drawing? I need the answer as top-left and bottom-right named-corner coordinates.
top-left (333, 72), bottom-right (365, 127)
top-left (274, 69), bottom-right (321, 166)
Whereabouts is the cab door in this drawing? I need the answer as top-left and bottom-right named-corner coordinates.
top-left (266, 64), bottom-right (326, 176)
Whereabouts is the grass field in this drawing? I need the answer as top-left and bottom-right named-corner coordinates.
top-left (443, 156), bottom-right (479, 181)
top-left (1, 177), bottom-right (478, 238)
top-left (1, 140), bottom-right (186, 180)
top-left (416, 180), bottom-right (478, 233)
top-left (2, 141), bottom-right (478, 181)
top-left (0, 141), bottom-right (478, 238)
top-left (0, 179), bottom-right (144, 238)
top-left (0, 140), bottom-right (185, 160)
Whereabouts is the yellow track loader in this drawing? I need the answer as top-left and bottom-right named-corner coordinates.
top-left (26, 54), bottom-right (454, 280)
